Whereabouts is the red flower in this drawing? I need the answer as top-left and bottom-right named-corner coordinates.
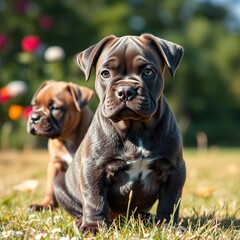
top-left (21, 35), bottom-right (41, 52)
top-left (0, 33), bottom-right (9, 50)
top-left (0, 87), bottom-right (11, 103)
top-left (39, 15), bottom-right (53, 29)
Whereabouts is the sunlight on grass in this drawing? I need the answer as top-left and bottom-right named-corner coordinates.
top-left (0, 148), bottom-right (239, 239)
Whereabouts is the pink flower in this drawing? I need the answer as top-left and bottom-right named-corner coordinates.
top-left (21, 35), bottom-right (41, 52)
top-left (23, 106), bottom-right (32, 120)
top-left (39, 15), bottom-right (54, 29)
top-left (0, 33), bottom-right (9, 50)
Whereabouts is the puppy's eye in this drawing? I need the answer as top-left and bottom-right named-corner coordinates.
top-left (143, 68), bottom-right (155, 77)
top-left (50, 105), bottom-right (61, 111)
top-left (101, 70), bottom-right (111, 79)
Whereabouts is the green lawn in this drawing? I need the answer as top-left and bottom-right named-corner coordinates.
top-left (0, 148), bottom-right (239, 239)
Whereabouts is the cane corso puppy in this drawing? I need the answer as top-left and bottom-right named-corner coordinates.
top-left (27, 80), bottom-right (94, 211)
top-left (54, 34), bottom-right (186, 232)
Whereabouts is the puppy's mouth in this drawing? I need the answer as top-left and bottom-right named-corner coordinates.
top-left (28, 115), bottom-right (61, 139)
top-left (102, 84), bottom-right (156, 121)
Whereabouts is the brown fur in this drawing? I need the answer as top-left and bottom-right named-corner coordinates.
top-left (27, 80), bottom-right (94, 211)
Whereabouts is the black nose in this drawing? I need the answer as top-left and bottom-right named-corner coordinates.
top-left (116, 86), bottom-right (137, 102)
top-left (31, 113), bottom-right (40, 124)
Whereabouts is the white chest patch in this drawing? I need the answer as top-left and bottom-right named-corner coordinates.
top-left (62, 153), bottom-right (73, 166)
top-left (115, 140), bottom-right (160, 195)
top-left (125, 139), bottom-right (157, 181)
top-left (126, 158), bottom-right (153, 180)
top-left (127, 139), bottom-right (153, 178)
top-left (119, 157), bottom-right (155, 195)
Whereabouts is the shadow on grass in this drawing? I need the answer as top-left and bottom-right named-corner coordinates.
top-left (182, 214), bottom-right (240, 230)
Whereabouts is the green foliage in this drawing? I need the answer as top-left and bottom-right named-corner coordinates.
top-left (0, 0), bottom-right (239, 148)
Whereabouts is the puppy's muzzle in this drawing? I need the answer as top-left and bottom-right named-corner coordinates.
top-left (30, 112), bottom-right (41, 124)
top-left (115, 85), bottom-right (137, 102)
top-left (28, 111), bottom-right (61, 138)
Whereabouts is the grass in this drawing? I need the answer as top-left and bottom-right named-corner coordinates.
top-left (0, 148), bottom-right (239, 239)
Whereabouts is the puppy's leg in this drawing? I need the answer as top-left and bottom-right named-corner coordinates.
top-left (156, 161), bottom-right (186, 224)
top-left (29, 160), bottom-right (67, 212)
top-left (54, 172), bottom-right (83, 225)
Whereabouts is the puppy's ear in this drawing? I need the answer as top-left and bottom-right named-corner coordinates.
top-left (67, 83), bottom-right (94, 111)
top-left (142, 34), bottom-right (184, 77)
top-left (31, 80), bottom-right (56, 104)
top-left (77, 35), bottom-right (116, 81)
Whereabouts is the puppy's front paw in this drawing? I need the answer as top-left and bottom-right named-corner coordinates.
top-left (28, 203), bottom-right (55, 212)
top-left (79, 219), bottom-right (108, 235)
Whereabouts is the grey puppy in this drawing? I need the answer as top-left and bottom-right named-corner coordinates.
top-left (54, 34), bottom-right (186, 232)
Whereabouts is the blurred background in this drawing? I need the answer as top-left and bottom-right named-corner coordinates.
top-left (0, 0), bottom-right (239, 149)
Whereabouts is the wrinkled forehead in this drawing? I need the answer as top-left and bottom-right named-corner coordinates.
top-left (96, 36), bottom-right (163, 69)
top-left (33, 83), bottom-right (71, 105)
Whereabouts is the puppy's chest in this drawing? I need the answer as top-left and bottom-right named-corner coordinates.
top-left (124, 144), bottom-right (154, 180)
top-left (62, 142), bottom-right (76, 165)
top-left (49, 140), bottom-right (75, 166)
top-left (108, 140), bottom-right (164, 182)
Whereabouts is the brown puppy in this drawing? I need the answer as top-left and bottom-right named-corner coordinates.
top-left (27, 80), bottom-right (94, 211)
top-left (54, 34), bottom-right (186, 232)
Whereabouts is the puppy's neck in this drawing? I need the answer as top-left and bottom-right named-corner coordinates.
top-left (60, 107), bottom-right (94, 151)
top-left (111, 118), bottom-right (158, 140)
top-left (111, 120), bottom-right (130, 135)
